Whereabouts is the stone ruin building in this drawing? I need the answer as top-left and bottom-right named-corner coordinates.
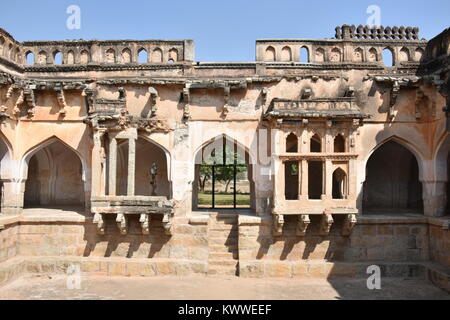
top-left (0, 24), bottom-right (449, 291)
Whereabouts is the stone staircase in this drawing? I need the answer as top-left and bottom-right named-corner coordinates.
top-left (207, 213), bottom-right (239, 276)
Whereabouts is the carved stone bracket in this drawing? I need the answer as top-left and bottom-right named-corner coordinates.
top-left (23, 87), bottom-right (36, 118)
top-left (162, 213), bottom-right (173, 235)
top-left (342, 214), bottom-right (357, 236)
top-left (273, 214), bottom-right (284, 236)
top-left (93, 213), bottom-right (105, 235)
top-left (260, 88), bottom-right (268, 109)
top-left (148, 87), bottom-right (158, 117)
top-left (296, 214), bottom-right (310, 236)
top-left (319, 213), bottom-right (334, 236)
top-left (140, 213), bottom-right (150, 235)
top-left (222, 86), bottom-right (230, 118)
top-left (116, 213), bottom-right (128, 235)
top-left (182, 86), bottom-right (191, 120)
top-left (13, 89), bottom-right (24, 117)
top-left (55, 87), bottom-right (67, 117)
top-left (388, 81), bottom-right (400, 120)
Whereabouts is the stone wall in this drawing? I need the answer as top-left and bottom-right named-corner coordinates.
top-left (238, 215), bottom-right (431, 278)
top-left (429, 221), bottom-right (450, 268)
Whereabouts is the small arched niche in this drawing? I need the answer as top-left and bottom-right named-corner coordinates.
top-left (168, 48), bottom-right (178, 62)
top-left (310, 134), bottom-right (321, 153)
top-left (105, 48), bottom-right (116, 63)
top-left (367, 48), bottom-right (378, 62)
top-left (151, 48), bottom-right (163, 63)
top-left (286, 133), bottom-right (298, 153)
top-left (399, 47), bottom-right (410, 62)
top-left (264, 46), bottom-right (276, 62)
top-left (315, 48), bottom-right (325, 62)
top-left (80, 50), bottom-right (89, 64)
top-left (121, 48), bottom-right (132, 63)
top-left (332, 168), bottom-right (347, 199)
top-left (334, 134), bottom-right (346, 153)
top-left (53, 51), bottom-right (62, 65)
top-left (281, 46), bottom-right (292, 62)
top-left (67, 50), bottom-right (75, 64)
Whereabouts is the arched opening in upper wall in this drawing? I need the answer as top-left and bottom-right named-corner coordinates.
top-left (334, 134), bottom-right (346, 153)
top-left (138, 48), bottom-right (148, 63)
top-left (363, 140), bottom-right (423, 214)
top-left (382, 48), bottom-right (394, 67)
top-left (25, 51), bottom-right (34, 65)
top-left (310, 134), bottom-right (321, 153)
top-left (264, 46), bottom-right (276, 62)
top-left (281, 46), bottom-right (292, 62)
top-left (53, 51), bottom-right (62, 65)
top-left (332, 168), bottom-right (347, 199)
top-left (300, 46), bottom-right (309, 63)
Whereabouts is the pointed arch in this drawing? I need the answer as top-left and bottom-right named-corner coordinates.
top-left (22, 137), bottom-right (86, 208)
top-left (264, 46), bottom-right (276, 62)
top-left (353, 47), bottom-right (363, 62)
top-left (138, 48), bottom-right (148, 63)
top-left (286, 132), bottom-right (298, 153)
top-left (332, 167), bottom-right (347, 199)
top-left (121, 48), bottom-right (132, 63)
top-left (368, 47), bottom-right (378, 62)
top-left (281, 46), bottom-right (292, 62)
top-left (168, 48), bottom-right (178, 62)
top-left (66, 50), bottom-right (75, 64)
top-left (300, 46), bottom-right (309, 63)
top-left (151, 48), bottom-right (163, 63)
top-left (315, 47), bottom-right (325, 62)
top-left (334, 134), bottom-right (346, 152)
top-left (363, 139), bottom-right (423, 214)
top-left (105, 48), bottom-right (116, 63)
top-left (399, 47), bottom-right (410, 62)
top-left (310, 134), bottom-right (322, 153)
top-left (382, 47), bottom-right (394, 67)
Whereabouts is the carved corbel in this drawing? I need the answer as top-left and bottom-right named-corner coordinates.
top-left (162, 213), bottom-right (173, 236)
top-left (319, 212), bottom-right (334, 236)
top-left (301, 88), bottom-right (312, 99)
top-left (342, 214), bottom-right (357, 236)
top-left (83, 88), bottom-right (96, 113)
top-left (182, 86), bottom-right (191, 120)
top-left (93, 213), bottom-right (105, 235)
top-left (13, 89), bottom-right (24, 117)
top-left (148, 87), bottom-right (158, 117)
top-left (140, 213), bottom-right (150, 235)
top-left (273, 214), bottom-right (284, 236)
top-left (23, 87), bottom-right (36, 118)
top-left (296, 214), bottom-right (310, 236)
top-left (222, 86), bottom-right (230, 118)
top-left (55, 87), bottom-right (67, 117)
top-left (260, 88), bottom-right (268, 109)
top-left (388, 81), bottom-right (400, 119)
top-left (116, 213), bottom-right (128, 235)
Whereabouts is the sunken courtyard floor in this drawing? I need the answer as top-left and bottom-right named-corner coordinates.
top-left (0, 274), bottom-right (448, 300)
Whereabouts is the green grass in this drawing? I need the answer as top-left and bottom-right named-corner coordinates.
top-left (197, 192), bottom-right (250, 206)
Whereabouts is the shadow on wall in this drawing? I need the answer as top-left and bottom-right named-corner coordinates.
top-left (82, 215), bottom-right (171, 259)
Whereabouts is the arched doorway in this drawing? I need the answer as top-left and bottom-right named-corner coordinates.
top-left (24, 140), bottom-right (85, 209)
top-left (0, 136), bottom-right (11, 212)
top-left (363, 140), bottom-right (423, 214)
top-left (115, 137), bottom-right (170, 197)
top-left (193, 135), bottom-right (254, 210)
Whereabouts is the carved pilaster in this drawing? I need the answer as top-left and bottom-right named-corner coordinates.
top-left (273, 214), bottom-right (284, 236)
top-left (162, 213), bottom-right (173, 235)
top-left (319, 213), bottom-right (334, 236)
top-left (342, 214), bottom-right (357, 236)
top-left (93, 213), bottom-right (105, 235)
top-left (116, 213), bottom-right (128, 235)
top-left (140, 213), bottom-right (150, 235)
top-left (296, 214), bottom-right (310, 236)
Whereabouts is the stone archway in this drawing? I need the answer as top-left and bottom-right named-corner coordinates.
top-left (24, 140), bottom-right (85, 209)
top-left (193, 135), bottom-right (255, 210)
top-left (363, 140), bottom-right (423, 214)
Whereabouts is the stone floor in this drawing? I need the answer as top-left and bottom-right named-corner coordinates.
top-left (0, 274), bottom-right (448, 300)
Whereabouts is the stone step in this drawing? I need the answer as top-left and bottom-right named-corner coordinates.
top-left (208, 259), bottom-right (238, 267)
top-left (208, 237), bottom-right (238, 246)
top-left (209, 244), bottom-right (238, 253)
top-left (209, 252), bottom-right (238, 260)
top-left (207, 266), bottom-right (238, 276)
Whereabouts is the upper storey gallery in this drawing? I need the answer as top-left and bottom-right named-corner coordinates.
top-left (0, 24), bottom-right (447, 75)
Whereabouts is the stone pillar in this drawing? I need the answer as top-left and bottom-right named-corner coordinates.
top-left (127, 137), bottom-right (136, 196)
top-left (91, 130), bottom-right (104, 197)
top-left (324, 160), bottom-right (332, 199)
top-left (108, 135), bottom-right (117, 196)
top-left (1, 180), bottom-right (25, 214)
top-left (348, 159), bottom-right (356, 200)
top-left (300, 159), bottom-right (308, 200)
top-left (422, 180), bottom-right (447, 217)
